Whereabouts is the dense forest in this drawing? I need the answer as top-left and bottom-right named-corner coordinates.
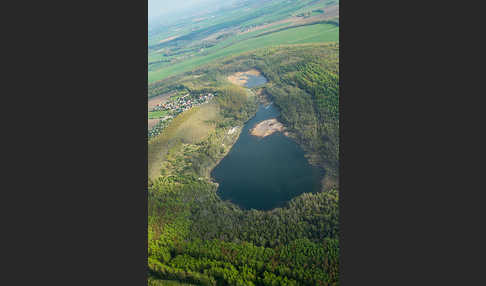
top-left (148, 172), bottom-right (339, 285)
top-left (148, 43), bottom-right (339, 285)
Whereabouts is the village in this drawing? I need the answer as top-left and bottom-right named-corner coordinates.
top-left (148, 92), bottom-right (216, 139)
top-left (151, 92), bottom-right (214, 114)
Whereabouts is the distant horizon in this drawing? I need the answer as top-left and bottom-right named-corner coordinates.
top-left (148, 0), bottom-right (228, 22)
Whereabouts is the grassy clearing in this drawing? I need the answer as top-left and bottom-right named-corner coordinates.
top-left (148, 110), bottom-right (169, 119)
top-left (147, 22), bottom-right (293, 68)
top-left (148, 104), bottom-right (220, 180)
top-left (148, 23), bottom-right (339, 83)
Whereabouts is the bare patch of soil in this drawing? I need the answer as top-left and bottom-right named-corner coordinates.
top-left (239, 18), bottom-right (296, 35)
top-left (227, 69), bottom-right (262, 86)
top-left (158, 35), bottom-right (180, 44)
top-left (249, 118), bottom-right (286, 138)
top-left (148, 119), bottom-right (161, 130)
top-left (148, 92), bottom-right (172, 111)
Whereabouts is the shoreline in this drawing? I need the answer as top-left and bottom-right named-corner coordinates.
top-left (207, 126), bottom-right (243, 182)
top-left (249, 118), bottom-right (285, 138)
top-left (256, 94), bottom-right (337, 191)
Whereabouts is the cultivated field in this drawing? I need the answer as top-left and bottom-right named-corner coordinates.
top-left (148, 119), bottom-right (160, 130)
top-left (148, 92), bottom-right (171, 110)
top-left (148, 110), bottom-right (169, 119)
top-left (148, 23), bottom-right (338, 83)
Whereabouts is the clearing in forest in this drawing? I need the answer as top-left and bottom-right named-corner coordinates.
top-left (148, 103), bottom-right (220, 179)
top-left (227, 69), bottom-right (262, 86)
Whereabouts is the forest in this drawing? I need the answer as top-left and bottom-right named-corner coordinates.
top-left (148, 43), bottom-right (339, 285)
top-left (148, 173), bottom-right (339, 285)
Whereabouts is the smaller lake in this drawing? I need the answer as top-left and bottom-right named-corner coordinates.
top-left (211, 103), bottom-right (324, 210)
top-left (244, 74), bottom-right (268, 88)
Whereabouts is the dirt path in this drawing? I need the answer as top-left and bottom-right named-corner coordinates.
top-left (158, 35), bottom-right (180, 44)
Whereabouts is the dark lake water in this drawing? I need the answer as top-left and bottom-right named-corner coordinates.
top-left (244, 74), bottom-right (268, 88)
top-left (211, 103), bottom-right (324, 210)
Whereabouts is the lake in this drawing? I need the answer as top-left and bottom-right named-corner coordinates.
top-left (211, 103), bottom-right (324, 210)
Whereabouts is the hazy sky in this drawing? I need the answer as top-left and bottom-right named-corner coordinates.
top-left (148, 0), bottom-right (221, 21)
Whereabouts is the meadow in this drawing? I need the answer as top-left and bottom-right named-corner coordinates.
top-left (148, 104), bottom-right (220, 179)
top-left (293, 0), bottom-right (338, 15)
top-left (148, 110), bottom-right (169, 119)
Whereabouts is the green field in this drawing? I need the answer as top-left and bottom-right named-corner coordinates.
top-left (147, 22), bottom-right (293, 66)
top-left (148, 110), bottom-right (169, 119)
top-left (293, 0), bottom-right (338, 15)
top-left (148, 23), bottom-right (338, 83)
top-left (148, 0), bottom-right (323, 47)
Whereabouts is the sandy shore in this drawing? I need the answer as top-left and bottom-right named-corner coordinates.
top-left (227, 69), bottom-right (262, 86)
top-left (250, 118), bottom-right (286, 138)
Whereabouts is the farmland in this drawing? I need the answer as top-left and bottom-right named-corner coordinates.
top-left (148, 110), bottom-right (168, 119)
top-left (148, 23), bottom-right (338, 83)
top-left (148, 93), bottom-right (172, 111)
top-left (148, 0), bottom-right (339, 84)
